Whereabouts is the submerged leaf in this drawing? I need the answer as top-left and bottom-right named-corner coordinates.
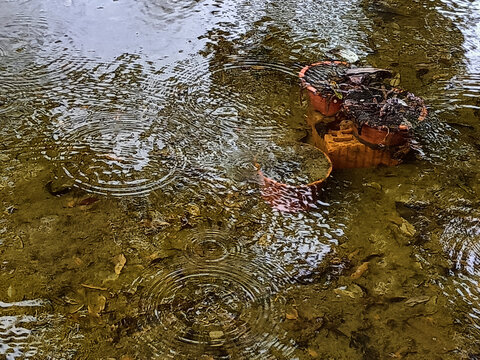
top-left (405, 296), bottom-right (430, 307)
top-left (285, 307), bottom-right (299, 320)
top-left (350, 262), bottom-right (369, 279)
top-left (78, 197), bottom-right (100, 206)
top-left (308, 348), bottom-right (319, 358)
top-left (114, 254), bottom-right (127, 275)
top-left (88, 295), bottom-right (106, 317)
top-left (390, 73), bottom-right (401, 87)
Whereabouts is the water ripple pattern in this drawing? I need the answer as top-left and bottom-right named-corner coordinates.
top-left (0, 299), bottom-right (52, 360)
top-left (436, 0), bottom-right (480, 106)
top-left (135, 0), bottom-right (208, 25)
top-left (439, 202), bottom-right (480, 338)
top-left (0, 315), bottom-right (40, 359)
top-left (182, 229), bottom-right (246, 264)
top-left (0, 12), bottom-right (89, 105)
top-left (132, 234), bottom-right (295, 359)
top-left (48, 109), bottom-right (186, 196)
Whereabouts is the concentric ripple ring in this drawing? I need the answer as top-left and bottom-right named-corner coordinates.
top-left (48, 109), bottom-right (186, 196)
top-left (133, 251), bottom-right (295, 359)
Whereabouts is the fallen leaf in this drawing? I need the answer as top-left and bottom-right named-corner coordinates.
top-left (364, 182), bottom-right (382, 191)
top-left (7, 285), bottom-right (14, 298)
top-left (351, 261), bottom-right (369, 279)
top-left (147, 252), bottom-right (160, 261)
top-left (103, 153), bottom-right (126, 162)
top-left (399, 221), bottom-right (416, 237)
top-left (348, 249), bottom-right (360, 261)
top-left (66, 197), bottom-right (99, 208)
top-left (405, 296), bottom-right (430, 307)
top-left (120, 355), bottom-right (135, 360)
top-left (334, 284), bottom-right (364, 298)
top-left (140, 219), bottom-right (170, 232)
top-left (78, 197), bottom-right (99, 206)
top-left (69, 304), bottom-right (84, 314)
top-left (73, 256), bottom-right (83, 267)
top-left (257, 234), bottom-right (270, 247)
top-left (103, 273), bottom-right (119, 283)
top-left (251, 65), bottom-right (266, 70)
top-left (330, 257), bottom-right (343, 265)
top-left (88, 295), bottom-right (106, 317)
top-left (390, 73), bottom-right (401, 87)
top-left (307, 348), bottom-right (319, 358)
top-left (114, 254), bottom-right (127, 275)
top-left (285, 307), bottom-right (298, 320)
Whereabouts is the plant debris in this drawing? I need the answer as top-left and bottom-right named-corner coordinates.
top-left (405, 296), bottom-right (430, 307)
top-left (344, 86), bottom-right (426, 130)
top-left (350, 261), bottom-right (369, 279)
top-left (286, 307), bottom-right (299, 320)
top-left (114, 254), bottom-right (127, 275)
top-left (87, 294), bottom-right (106, 317)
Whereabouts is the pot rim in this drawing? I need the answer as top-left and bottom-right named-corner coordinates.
top-left (254, 143), bottom-right (333, 190)
top-left (299, 60), bottom-right (350, 96)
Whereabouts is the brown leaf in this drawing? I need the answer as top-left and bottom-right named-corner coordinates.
top-left (405, 296), bottom-right (430, 307)
top-left (285, 307), bottom-right (298, 320)
top-left (87, 295), bottom-right (106, 317)
top-left (66, 197), bottom-right (99, 208)
top-left (120, 355), bottom-right (135, 360)
top-left (73, 256), bottom-right (83, 267)
top-left (114, 254), bottom-right (127, 275)
top-left (308, 348), bottom-right (319, 358)
top-left (78, 197), bottom-right (99, 206)
top-left (350, 261), bottom-right (369, 279)
top-left (348, 249), bottom-right (360, 261)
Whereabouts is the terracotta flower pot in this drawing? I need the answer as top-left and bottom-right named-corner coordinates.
top-left (344, 87), bottom-right (428, 148)
top-left (299, 61), bottom-right (349, 117)
top-left (255, 143), bottom-right (333, 212)
top-left (354, 124), bottom-right (411, 147)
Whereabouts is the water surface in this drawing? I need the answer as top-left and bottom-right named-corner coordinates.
top-left (1, 0), bottom-right (480, 359)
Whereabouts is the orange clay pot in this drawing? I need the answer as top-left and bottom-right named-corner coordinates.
top-left (255, 146), bottom-right (333, 212)
top-left (354, 124), bottom-right (411, 147)
top-left (299, 61), bottom-right (349, 117)
top-left (347, 89), bottom-right (428, 148)
top-left (354, 102), bottom-right (428, 147)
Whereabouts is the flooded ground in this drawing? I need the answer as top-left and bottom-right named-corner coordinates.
top-left (1, 0), bottom-right (480, 358)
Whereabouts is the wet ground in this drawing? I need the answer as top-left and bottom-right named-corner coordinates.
top-left (1, 0), bottom-right (480, 359)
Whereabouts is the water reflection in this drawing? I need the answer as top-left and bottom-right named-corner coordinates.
top-left (0, 315), bottom-right (39, 359)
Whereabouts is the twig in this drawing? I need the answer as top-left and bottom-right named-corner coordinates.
top-left (80, 283), bottom-right (108, 291)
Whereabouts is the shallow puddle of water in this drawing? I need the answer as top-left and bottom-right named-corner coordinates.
top-left (1, 0), bottom-right (480, 359)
